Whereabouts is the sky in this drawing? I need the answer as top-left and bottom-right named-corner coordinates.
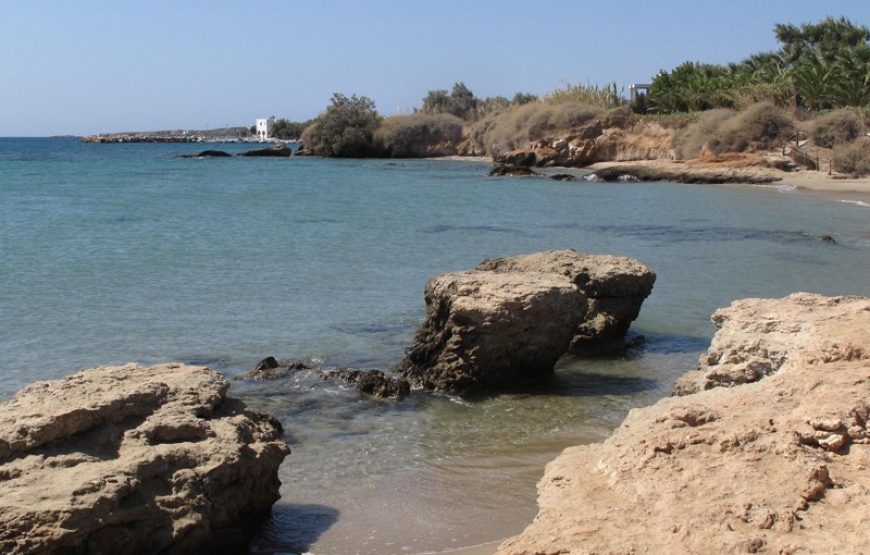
top-left (1, 1), bottom-right (869, 136)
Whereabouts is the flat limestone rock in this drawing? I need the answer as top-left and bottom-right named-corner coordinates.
top-left (476, 249), bottom-right (656, 354)
top-left (497, 293), bottom-right (870, 555)
top-left (0, 363), bottom-right (289, 555)
top-left (399, 270), bottom-right (586, 395)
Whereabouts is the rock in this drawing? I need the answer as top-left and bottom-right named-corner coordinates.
top-left (673, 293), bottom-right (868, 395)
top-left (476, 250), bottom-right (656, 354)
top-left (177, 149), bottom-right (232, 158)
top-left (489, 164), bottom-right (535, 177)
top-left (319, 369), bottom-right (411, 400)
top-left (399, 270), bottom-right (587, 395)
top-left (497, 293), bottom-right (870, 555)
top-left (235, 356), bottom-right (312, 381)
top-left (240, 145), bottom-right (292, 157)
top-left (549, 173), bottom-right (577, 181)
top-left (591, 163), bottom-right (782, 184)
top-left (821, 234), bottom-right (837, 244)
top-left (0, 363), bottom-right (289, 555)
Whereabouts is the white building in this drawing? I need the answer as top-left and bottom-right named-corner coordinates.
top-left (255, 116), bottom-right (276, 140)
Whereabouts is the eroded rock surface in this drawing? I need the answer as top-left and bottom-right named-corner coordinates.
top-left (476, 250), bottom-right (656, 354)
top-left (0, 363), bottom-right (289, 555)
top-left (399, 270), bottom-right (587, 395)
top-left (497, 293), bottom-right (870, 555)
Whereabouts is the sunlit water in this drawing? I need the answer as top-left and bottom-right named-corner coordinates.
top-left (1, 138), bottom-right (868, 554)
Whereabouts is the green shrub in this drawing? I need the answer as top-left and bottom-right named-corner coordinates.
top-left (301, 93), bottom-right (381, 157)
top-left (833, 139), bottom-right (870, 175)
top-left (374, 113), bottom-right (464, 157)
top-left (809, 109), bottom-right (862, 148)
top-left (471, 102), bottom-right (601, 155)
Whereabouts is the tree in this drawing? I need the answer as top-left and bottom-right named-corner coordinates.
top-left (511, 92), bottom-right (538, 105)
top-left (775, 17), bottom-right (870, 63)
top-left (271, 119), bottom-right (309, 140)
top-left (421, 89), bottom-right (450, 114)
top-left (302, 93), bottom-right (381, 157)
top-left (448, 82), bottom-right (478, 118)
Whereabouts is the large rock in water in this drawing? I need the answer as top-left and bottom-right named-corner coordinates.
top-left (476, 250), bottom-right (656, 354)
top-left (0, 363), bottom-right (289, 555)
top-left (497, 293), bottom-right (870, 555)
top-left (399, 270), bottom-right (587, 395)
top-left (398, 250), bottom-right (654, 395)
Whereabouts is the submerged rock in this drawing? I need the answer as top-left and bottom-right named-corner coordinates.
top-left (497, 293), bottom-right (870, 555)
top-left (0, 363), bottom-right (289, 555)
top-left (319, 368), bottom-right (411, 400)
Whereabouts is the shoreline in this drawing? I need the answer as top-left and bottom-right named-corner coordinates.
top-left (585, 160), bottom-right (870, 203)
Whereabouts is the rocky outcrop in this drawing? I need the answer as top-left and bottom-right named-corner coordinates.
top-left (0, 363), bottom-right (289, 555)
top-left (399, 270), bottom-right (587, 396)
top-left (489, 119), bottom-right (675, 173)
top-left (176, 149), bottom-right (232, 158)
top-left (497, 293), bottom-right (870, 555)
top-left (399, 250), bottom-right (655, 395)
top-left (591, 162), bottom-right (783, 184)
top-left (476, 250), bottom-right (656, 354)
top-left (240, 145), bottom-right (292, 157)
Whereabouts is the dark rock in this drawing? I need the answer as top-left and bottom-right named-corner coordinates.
top-left (320, 369), bottom-right (411, 400)
top-left (177, 149), bottom-right (232, 158)
top-left (820, 234), bottom-right (837, 244)
top-left (235, 357), bottom-right (312, 381)
top-left (550, 173), bottom-right (577, 181)
top-left (240, 145), bottom-right (292, 157)
top-left (489, 164), bottom-right (536, 177)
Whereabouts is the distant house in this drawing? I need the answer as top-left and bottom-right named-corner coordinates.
top-left (255, 117), bottom-right (276, 140)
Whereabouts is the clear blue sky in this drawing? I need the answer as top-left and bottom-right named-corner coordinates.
top-left (1, 1), bottom-right (868, 136)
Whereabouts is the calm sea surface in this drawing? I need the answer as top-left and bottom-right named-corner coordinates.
top-left (1, 137), bottom-right (869, 554)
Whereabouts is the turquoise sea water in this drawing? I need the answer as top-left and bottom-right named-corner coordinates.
top-left (1, 137), bottom-right (869, 554)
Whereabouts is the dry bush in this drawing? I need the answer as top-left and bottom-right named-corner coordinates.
top-left (601, 105), bottom-right (636, 129)
top-left (673, 103), bottom-right (794, 159)
top-left (471, 102), bottom-right (601, 155)
top-left (373, 113), bottom-right (464, 157)
top-left (673, 109), bottom-right (734, 159)
top-left (713, 102), bottom-right (794, 152)
top-left (833, 138), bottom-right (870, 176)
top-left (809, 109), bottom-right (863, 148)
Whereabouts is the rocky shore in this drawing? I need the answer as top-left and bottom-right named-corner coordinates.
top-left (497, 292), bottom-right (870, 554)
top-left (0, 363), bottom-right (289, 555)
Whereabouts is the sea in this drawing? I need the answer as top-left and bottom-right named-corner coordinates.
top-left (1, 137), bottom-right (868, 554)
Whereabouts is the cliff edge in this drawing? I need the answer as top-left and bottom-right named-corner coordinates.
top-left (497, 292), bottom-right (869, 555)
